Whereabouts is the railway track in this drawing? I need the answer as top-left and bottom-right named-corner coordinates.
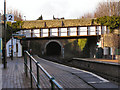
top-left (42, 56), bottom-right (120, 85)
top-left (34, 55), bottom-right (119, 89)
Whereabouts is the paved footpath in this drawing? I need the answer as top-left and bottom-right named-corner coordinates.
top-left (1, 57), bottom-right (119, 89)
top-left (2, 58), bottom-right (31, 88)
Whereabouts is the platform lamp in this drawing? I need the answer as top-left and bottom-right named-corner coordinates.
top-left (3, 0), bottom-right (7, 68)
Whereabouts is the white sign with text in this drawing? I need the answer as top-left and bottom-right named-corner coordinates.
top-left (7, 14), bottom-right (14, 21)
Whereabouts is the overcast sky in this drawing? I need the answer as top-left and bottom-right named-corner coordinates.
top-left (0, 0), bottom-right (112, 20)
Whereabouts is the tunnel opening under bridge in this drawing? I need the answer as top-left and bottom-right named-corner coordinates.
top-left (46, 41), bottom-right (62, 56)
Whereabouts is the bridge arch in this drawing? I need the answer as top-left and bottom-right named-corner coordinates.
top-left (44, 40), bottom-right (63, 56)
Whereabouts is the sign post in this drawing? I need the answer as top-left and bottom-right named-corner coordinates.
top-left (3, 1), bottom-right (15, 68)
top-left (3, 0), bottom-right (7, 68)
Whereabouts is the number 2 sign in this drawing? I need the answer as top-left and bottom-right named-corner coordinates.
top-left (7, 14), bottom-right (14, 21)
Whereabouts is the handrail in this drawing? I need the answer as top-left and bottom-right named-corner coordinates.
top-left (24, 51), bottom-right (63, 90)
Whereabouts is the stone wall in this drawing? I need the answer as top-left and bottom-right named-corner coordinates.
top-left (70, 58), bottom-right (120, 82)
top-left (22, 36), bottom-right (98, 59)
top-left (22, 18), bottom-right (97, 29)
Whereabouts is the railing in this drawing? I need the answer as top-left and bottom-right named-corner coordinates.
top-left (20, 25), bottom-right (109, 38)
top-left (24, 51), bottom-right (63, 90)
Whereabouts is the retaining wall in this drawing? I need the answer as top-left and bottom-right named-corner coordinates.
top-left (70, 58), bottom-right (120, 82)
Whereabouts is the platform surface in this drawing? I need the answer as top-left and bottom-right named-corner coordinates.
top-left (1, 57), bottom-right (119, 89)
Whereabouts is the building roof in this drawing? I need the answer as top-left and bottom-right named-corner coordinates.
top-left (22, 18), bottom-right (99, 29)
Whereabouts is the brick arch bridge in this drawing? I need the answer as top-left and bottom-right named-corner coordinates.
top-left (19, 18), bottom-right (108, 58)
top-left (22, 36), bottom-right (98, 59)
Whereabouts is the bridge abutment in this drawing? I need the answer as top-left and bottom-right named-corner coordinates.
top-left (22, 36), bottom-right (99, 60)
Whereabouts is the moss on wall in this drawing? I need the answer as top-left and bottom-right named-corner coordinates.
top-left (78, 39), bottom-right (87, 51)
top-left (64, 38), bottom-right (88, 58)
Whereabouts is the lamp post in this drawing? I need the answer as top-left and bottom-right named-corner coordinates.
top-left (3, 0), bottom-right (7, 68)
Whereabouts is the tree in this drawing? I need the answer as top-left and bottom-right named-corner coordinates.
top-left (94, 1), bottom-right (119, 18)
top-left (119, 1), bottom-right (120, 16)
top-left (96, 16), bottom-right (120, 32)
top-left (1, 8), bottom-right (24, 41)
top-left (7, 8), bottom-right (23, 21)
top-left (80, 13), bottom-right (94, 19)
top-left (104, 33), bottom-right (119, 59)
top-left (37, 15), bottom-right (43, 20)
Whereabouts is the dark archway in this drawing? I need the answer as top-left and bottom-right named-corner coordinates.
top-left (46, 42), bottom-right (61, 56)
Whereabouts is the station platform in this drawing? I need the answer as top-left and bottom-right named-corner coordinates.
top-left (76, 58), bottom-right (120, 65)
top-left (1, 57), bottom-right (119, 89)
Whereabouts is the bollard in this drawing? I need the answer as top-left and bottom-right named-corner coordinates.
top-left (30, 55), bottom-right (33, 88)
top-left (36, 62), bottom-right (40, 88)
top-left (50, 78), bottom-right (55, 90)
top-left (26, 54), bottom-right (28, 77)
top-left (24, 52), bottom-right (26, 74)
top-left (24, 51), bottom-right (28, 77)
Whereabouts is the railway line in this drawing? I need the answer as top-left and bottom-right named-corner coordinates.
top-left (42, 56), bottom-right (120, 85)
top-left (33, 55), bottom-right (119, 89)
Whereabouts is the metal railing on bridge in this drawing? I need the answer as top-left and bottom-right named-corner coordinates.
top-left (24, 51), bottom-right (63, 90)
top-left (18, 25), bottom-right (109, 39)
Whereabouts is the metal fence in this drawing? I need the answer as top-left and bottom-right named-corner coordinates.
top-left (24, 51), bottom-right (63, 90)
